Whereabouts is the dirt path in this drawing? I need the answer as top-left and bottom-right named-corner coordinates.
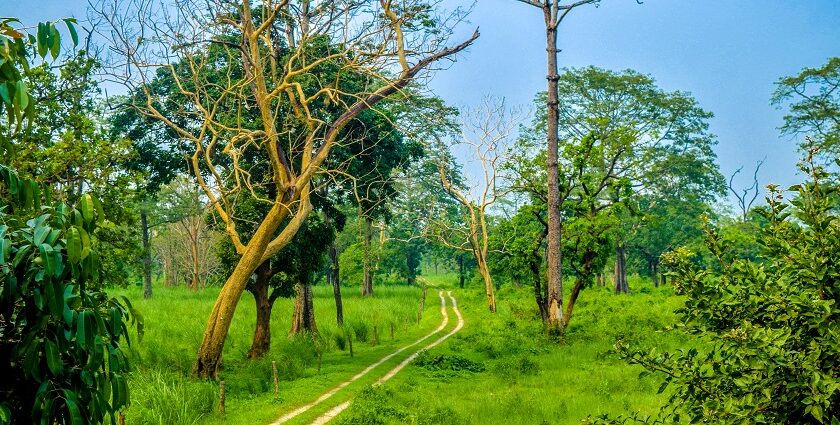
top-left (269, 290), bottom-right (451, 425)
top-left (308, 291), bottom-right (464, 425)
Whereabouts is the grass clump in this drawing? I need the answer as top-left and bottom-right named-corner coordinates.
top-left (126, 369), bottom-right (217, 425)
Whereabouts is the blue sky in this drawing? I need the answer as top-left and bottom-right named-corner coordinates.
top-left (7, 1), bottom-right (840, 202)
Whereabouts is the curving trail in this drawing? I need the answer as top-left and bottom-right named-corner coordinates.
top-left (307, 291), bottom-right (464, 425)
top-left (269, 290), bottom-right (451, 425)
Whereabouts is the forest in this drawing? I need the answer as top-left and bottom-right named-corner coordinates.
top-left (0, 1), bottom-right (838, 424)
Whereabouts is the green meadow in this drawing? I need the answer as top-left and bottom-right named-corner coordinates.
top-left (115, 273), bottom-right (686, 425)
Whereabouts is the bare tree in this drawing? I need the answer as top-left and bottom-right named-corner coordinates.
top-left (728, 158), bottom-right (765, 221)
top-left (92, 0), bottom-right (478, 378)
top-left (434, 99), bottom-right (522, 313)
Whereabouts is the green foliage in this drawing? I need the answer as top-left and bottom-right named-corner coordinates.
top-left (0, 166), bottom-right (136, 424)
top-left (599, 156), bottom-right (840, 424)
top-left (0, 18), bottom-right (76, 135)
top-left (772, 57), bottom-right (840, 163)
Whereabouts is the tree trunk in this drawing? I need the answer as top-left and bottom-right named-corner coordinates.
top-left (457, 254), bottom-right (465, 289)
top-left (362, 217), bottom-right (373, 296)
top-left (614, 242), bottom-right (629, 294)
top-left (247, 263), bottom-right (273, 359)
top-left (291, 282), bottom-right (317, 335)
top-left (141, 210), bottom-right (153, 299)
top-left (544, 11), bottom-right (564, 332)
top-left (330, 244), bottom-right (344, 326)
top-left (562, 251), bottom-right (595, 329)
top-left (652, 261), bottom-right (659, 287)
top-left (192, 207), bottom-right (286, 379)
top-left (477, 256), bottom-right (497, 313)
top-left (660, 272), bottom-right (667, 286)
top-left (531, 253), bottom-right (548, 322)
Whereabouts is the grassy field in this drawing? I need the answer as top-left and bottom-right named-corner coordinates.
top-left (115, 273), bottom-right (688, 424)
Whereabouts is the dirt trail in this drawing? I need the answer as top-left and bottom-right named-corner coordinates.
top-left (308, 291), bottom-right (464, 425)
top-left (269, 290), bottom-right (451, 425)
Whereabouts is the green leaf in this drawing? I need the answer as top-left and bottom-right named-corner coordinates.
top-left (79, 195), bottom-right (94, 224)
top-left (49, 26), bottom-right (60, 60)
top-left (36, 23), bottom-right (48, 58)
top-left (44, 339), bottom-right (62, 375)
top-left (78, 226), bottom-right (91, 261)
top-left (0, 404), bottom-right (10, 422)
top-left (75, 311), bottom-right (87, 349)
top-left (66, 227), bottom-right (81, 263)
top-left (0, 83), bottom-right (10, 104)
top-left (63, 19), bottom-right (78, 46)
top-left (14, 80), bottom-right (27, 111)
top-left (63, 392), bottom-right (83, 425)
top-left (38, 243), bottom-right (55, 277)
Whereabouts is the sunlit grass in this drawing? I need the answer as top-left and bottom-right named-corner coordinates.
top-left (115, 273), bottom-right (688, 424)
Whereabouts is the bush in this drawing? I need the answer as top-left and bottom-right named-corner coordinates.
top-left (595, 156), bottom-right (840, 424)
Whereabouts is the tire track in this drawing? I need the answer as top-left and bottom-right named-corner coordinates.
top-left (308, 291), bottom-right (464, 425)
top-left (269, 290), bottom-right (450, 425)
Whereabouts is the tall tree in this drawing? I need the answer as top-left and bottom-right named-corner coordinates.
top-left (511, 66), bottom-right (723, 326)
top-left (94, 0), bottom-right (478, 378)
top-left (514, 0), bottom-right (603, 332)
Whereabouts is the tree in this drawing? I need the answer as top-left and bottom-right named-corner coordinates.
top-left (94, 0), bottom-right (478, 378)
top-left (513, 0), bottom-right (606, 332)
top-left (595, 149), bottom-right (840, 425)
top-left (153, 178), bottom-right (221, 290)
top-left (772, 57), bottom-right (840, 164)
top-left (0, 19), bottom-right (136, 425)
top-left (510, 66), bottom-right (723, 326)
top-left (434, 99), bottom-right (521, 313)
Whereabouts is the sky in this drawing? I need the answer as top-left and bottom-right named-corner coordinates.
top-left (6, 0), bottom-right (840, 203)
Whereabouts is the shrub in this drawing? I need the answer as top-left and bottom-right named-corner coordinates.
top-left (594, 154), bottom-right (840, 424)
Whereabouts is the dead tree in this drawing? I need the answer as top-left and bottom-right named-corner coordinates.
top-left (728, 158), bottom-right (765, 221)
top-left (435, 98), bottom-right (522, 313)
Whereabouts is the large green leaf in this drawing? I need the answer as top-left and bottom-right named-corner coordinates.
top-left (44, 339), bottom-right (62, 375)
top-left (66, 227), bottom-right (81, 263)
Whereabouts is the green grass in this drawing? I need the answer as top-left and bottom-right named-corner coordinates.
top-left (333, 273), bottom-right (688, 424)
top-left (114, 283), bottom-right (439, 425)
top-left (116, 273), bottom-right (689, 424)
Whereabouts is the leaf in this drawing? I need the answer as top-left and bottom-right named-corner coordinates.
top-left (66, 227), bottom-right (81, 263)
top-left (38, 243), bottom-right (55, 277)
top-left (63, 392), bottom-right (83, 425)
top-left (44, 339), bottom-right (62, 375)
top-left (63, 19), bottom-right (78, 46)
top-left (49, 26), bottom-right (60, 60)
top-left (75, 311), bottom-right (86, 349)
top-left (0, 83), bottom-right (10, 104)
top-left (79, 194), bottom-right (94, 224)
top-left (0, 404), bottom-right (10, 422)
top-left (78, 226), bottom-right (91, 261)
top-left (14, 80), bottom-right (27, 111)
top-left (36, 23), bottom-right (48, 58)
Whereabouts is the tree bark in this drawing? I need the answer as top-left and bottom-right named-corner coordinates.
top-left (330, 244), bottom-right (343, 326)
top-left (141, 210), bottom-right (153, 299)
top-left (247, 263), bottom-right (273, 359)
top-left (544, 8), bottom-right (564, 332)
top-left (192, 205), bottom-right (288, 379)
top-left (614, 242), bottom-right (629, 294)
top-left (290, 282), bottom-right (317, 335)
top-left (361, 217), bottom-right (373, 296)
top-left (562, 250), bottom-right (596, 329)
top-left (477, 255), bottom-right (497, 313)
